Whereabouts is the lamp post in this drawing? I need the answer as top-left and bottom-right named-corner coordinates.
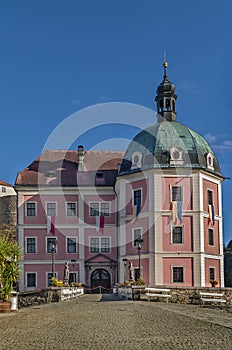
top-left (134, 237), bottom-right (144, 280)
top-left (49, 239), bottom-right (57, 279)
top-left (122, 258), bottom-right (128, 283)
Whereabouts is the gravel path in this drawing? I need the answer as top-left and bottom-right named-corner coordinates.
top-left (1, 294), bottom-right (232, 350)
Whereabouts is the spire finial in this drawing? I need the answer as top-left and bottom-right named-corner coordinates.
top-left (163, 51), bottom-right (168, 79)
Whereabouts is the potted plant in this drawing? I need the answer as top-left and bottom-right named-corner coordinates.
top-left (0, 236), bottom-right (21, 312)
top-left (209, 279), bottom-right (218, 287)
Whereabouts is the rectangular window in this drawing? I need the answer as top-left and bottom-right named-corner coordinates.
top-left (26, 273), bottom-right (37, 288)
top-left (90, 238), bottom-right (99, 253)
top-left (69, 272), bottom-right (77, 284)
top-left (90, 202), bottom-right (110, 216)
top-left (26, 202), bottom-right (36, 217)
top-left (46, 237), bottom-right (57, 253)
top-left (207, 190), bottom-right (213, 205)
top-left (209, 267), bottom-right (215, 281)
top-left (90, 237), bottom-right (110, 253)
top-left (172, 266), bottom-right (184, 283)
top-left (133, 189), bottom-right (142, 206)
top-left (208, 228), bottom-right (214, 246)
top-left (172, 226), bottom-right (183, 244)
top-left (133, 228), bottom-right (142, 246)
top-left (90, 203), bottom-right (99, 216)
top-left (66, 202), bottom-right (77, 216)
top-left (171, 186), bottom-right (182, 202)
top-left (101, 237), bottom-right (110, 253)
top-left (47, 272), bottom-right (57, 287)
top-left (26, 237), bottom-right (36, 253)
top-left (67, 237), bottom-right (77, 253)
top-left (47, 202), bottom-right (57, 216)
top-left (2, 186), bottom-right (6, 193)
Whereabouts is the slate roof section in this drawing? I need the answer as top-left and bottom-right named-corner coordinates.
top-left (15, 150), bottom-right (124, 187)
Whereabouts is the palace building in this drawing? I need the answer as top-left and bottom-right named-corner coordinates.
top-left (15, 62), bottom-right (224, 291)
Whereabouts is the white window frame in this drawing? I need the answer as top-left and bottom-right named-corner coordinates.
top-left (46, 236), bottom-right (58, 254)
top-left (46, 272), bottom-right (58, 287)
top-left (69, 271), bottom-right (78, 284)
top-left (89, 202), bottom-right (110, 217)
top-left (2, 186), bottom-right (6, 193)
top-left (206, 152), bottom-right (214, 170)
top-left (66, 202), bottom-right (77, 217)
top-left (208, 228), bottom-right (214, 246)
top-left (46, 201), bottom-right (57, 216)
top-left (171, 225), bottom-right (184, 244)
top-left (132, 227), bottom-right (142, 247)
top-left (209, 266), bottom-right (216, 281)
top-left (25, 237), bottom-right (37, 253)
top-left (26, 272), bottom-right (37, 289)
top-left (207, 189), bottom-right (214, 206)
top-left (25, 201), bottom-right (37, 217)
top-left (66, 237), bottom-right (77, 253)
top-left (172, 265), bottom-right (184, 284)
top-left (170, 185), bottom-right (183, 202)
top-left (133, 188), bottom-right (142, 206)
top-left (131, 152), bottom-right (143, 169)
top-left (89, 236), bottom-right (111, 253)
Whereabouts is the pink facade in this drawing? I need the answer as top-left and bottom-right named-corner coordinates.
top-left (163, 257), bottom-right (193, 286)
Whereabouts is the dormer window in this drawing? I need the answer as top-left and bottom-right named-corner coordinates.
top-left (47, 170), bottom-right (56, 178)
top-left (131, 152), bottom-right (142, 169)
top-left (170, 147), bottom-right (183, 165)
top-left (206, 153), bottom-right (214, 170)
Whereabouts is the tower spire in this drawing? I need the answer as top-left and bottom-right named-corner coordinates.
top-left (155, 57), bottom-right (178, 122)
top-left (163, 51), bottom-right (168, 79)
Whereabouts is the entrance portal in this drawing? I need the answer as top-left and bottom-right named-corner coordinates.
top-left (91, 269), bottom-right (111, 293)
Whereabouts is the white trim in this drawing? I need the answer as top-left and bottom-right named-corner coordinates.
top-left (46, 271), bottom-right (58, 287)
top-left (171, 225), bottom-right (184, 244)
top-left (170, 184), bottom-right (183, 202)
top-left (132, 187), bottom-right (142, 206)
top-left (89, 201), bottom-right (111, 217)
top-left (25, 201), bottom-right (37, 217)
top-left (66, 236), bottom-right (77, 253)
top-left (25, 236), bottom-right (37, 254)
top-left (26, 271), bottom-right (37, 289)
top-left (46, 236), bottom-right (58, 253)
top-left (66, 201), bottom-right (78, 217)
top-left (209, 266), bottom-right (216, 281)
top-left (89, 236), bottom-right (111, 253)
top-left (132, 227), bottom-right (142, 247)
top-left (45, 201), bottom-right (57, 216)
top-left (171, 265), bottom-right (184, 284)
top-left (207, 227), bottom-right (214, 247)
top-left (131, 152), bottom-right (143, 169)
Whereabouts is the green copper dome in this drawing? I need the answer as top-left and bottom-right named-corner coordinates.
top-left (119, 120), bottom-right (221, 176)
top-left (119, 62), bottom-right (221, 177)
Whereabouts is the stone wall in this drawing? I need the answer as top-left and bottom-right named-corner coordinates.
top-left (0, 195), bottom-right (16, 225)
top-left (119, 286), bottom-right (232, 305)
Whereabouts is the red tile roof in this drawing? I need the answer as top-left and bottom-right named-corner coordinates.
top-left (0, 180), bottom-right (13, 187)
top-left (15, 150), bottom-right (124, 187)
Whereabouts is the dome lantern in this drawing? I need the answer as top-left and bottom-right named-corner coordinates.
top-left (155, 60), bottom-right (177, 122)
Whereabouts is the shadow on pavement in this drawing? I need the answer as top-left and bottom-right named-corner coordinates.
top-left (100, 293), bottom-right (124, 302)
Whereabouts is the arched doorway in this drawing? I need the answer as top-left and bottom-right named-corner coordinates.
top-left (91, 269), bottom-right (111, 293)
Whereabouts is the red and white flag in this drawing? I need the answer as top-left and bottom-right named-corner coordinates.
top-left (47, 216), bottom-right (55, 235)
top-left (96, 215), bottom-right (104, 233)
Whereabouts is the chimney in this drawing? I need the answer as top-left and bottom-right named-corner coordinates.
top-left (78, 145), bottom-right (84, 171)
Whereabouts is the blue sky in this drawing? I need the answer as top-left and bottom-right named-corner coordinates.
top-left (0, 1), bottom-right (231, 243)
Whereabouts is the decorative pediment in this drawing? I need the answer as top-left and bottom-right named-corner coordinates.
top-left (85, 253), bottom-right (116, 264)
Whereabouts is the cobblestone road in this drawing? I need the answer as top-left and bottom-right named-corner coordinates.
top-left (1, 294), bottom-right (232, 350)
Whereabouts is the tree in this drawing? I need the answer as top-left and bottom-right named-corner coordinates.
top-left (0, 236), bottom-right (21, 301)
top-left (224, 240), bottom-right (232, 287)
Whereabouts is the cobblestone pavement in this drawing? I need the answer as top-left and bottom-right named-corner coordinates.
top-left (1, 294), bottom-right (232, 350)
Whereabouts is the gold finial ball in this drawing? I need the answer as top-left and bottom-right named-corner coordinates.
top-left (163, 61), bottom-right (168, 68)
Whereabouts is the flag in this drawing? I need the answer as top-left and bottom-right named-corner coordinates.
top-left (47, 216), bottom-right (55, 235)
top-left (208, 204), bottom-right (215, 225)
top-left (172, 201), bottom-right (178, 224)
top-left (96, 215), bottom-right (105, 232)
top-left (177, 201), bottom-right (182, 222)
top-left (132, 203), bottom-right (140, 222)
